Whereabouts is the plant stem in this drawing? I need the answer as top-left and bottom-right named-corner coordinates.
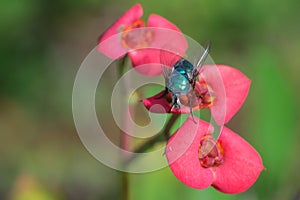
top-left (118, 56), bottom-right (130, 200)
top-left (121, 172), bottom-right (129, 200)
top-left (117, 56), bottom-right (179, 199)
top-left (163, 114), bottom-right (180, 140)
top-left (125, 114), bottom-right (180, 164)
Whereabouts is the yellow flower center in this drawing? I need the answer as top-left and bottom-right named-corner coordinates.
top-left (120, 19), bottom-right (153, 50)
top-left (198, 135), bottom-right (224, 168)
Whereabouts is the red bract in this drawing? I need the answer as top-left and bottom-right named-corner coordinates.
top-left (166, 117), bottom-right (264, 194)
top-left (141, 65), bottom-right (251, 125)
top-left (97, 4), bottom-right (187, 76)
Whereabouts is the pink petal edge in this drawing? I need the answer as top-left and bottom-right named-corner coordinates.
top-left (202, 65), bottom-right (251, 125)
top-left (147, 14), bottom-right (188, 61)
top-left (128, 49), bottom-right (164, 76)
top-left (129, 14), bottom-right (188, 76)
top-left (148, 14), bottom-right (181, 32)
top-left (166, 117), bottom-right (264, 193)
top-left (212, 126), bottom-right (264, 194)
top-left (97, 4), bottom-right (143, 58)
top-left (98, 4), bottom-right (143, 43)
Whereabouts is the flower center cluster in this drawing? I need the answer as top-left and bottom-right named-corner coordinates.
top-left (194, 80), bottom-right (215, 108)
top-left (198, 135), bottom-right (224, 168)
top-left (121, 20), bottom-right (153, 49)
top-left (165, 80), bottom-right (215, 109)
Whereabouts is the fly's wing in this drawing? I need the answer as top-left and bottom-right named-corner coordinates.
top-left (160, 48), bottom-right (181, 68)
top-left (161, 65), bottom-right (171, 83)
top-left (159, 46), bottom-right (183, 80)
top-left (194, 40), bottom-right (211, 72)
top-left (160, 45), bottom-right (184, 67)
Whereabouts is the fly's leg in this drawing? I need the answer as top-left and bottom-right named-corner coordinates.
top-left (190, 70), bottom-right (198, 89)
top-left (169, 94), bottom-right (180, 113)
top-left (192, 80), bottom-right (196, 89)
top-left (168, 104), bottom-right (174, 113)
top-left (188, 97), bottom-right (197, 124)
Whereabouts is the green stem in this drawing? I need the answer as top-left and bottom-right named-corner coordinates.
top-left (117, 55), bottom-right (179, 200)
top-left (118, 54), bottom-right (128, 78)
top-left (125, 114), bottom-right (180, 164)
top-left (121, 172), bottom-right (129, 200)
top-left (163, 114), bottom-right (180, 140)
top-left (118, 56), bottom-right (130, 200)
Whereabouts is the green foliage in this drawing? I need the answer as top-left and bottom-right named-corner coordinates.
top-left (1, 0), bottom-right (300, 199)
top-left (248, 48), bottom-right (298, 199)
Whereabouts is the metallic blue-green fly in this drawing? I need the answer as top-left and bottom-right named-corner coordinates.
top-left (158, 42), bottom-right (211, 120)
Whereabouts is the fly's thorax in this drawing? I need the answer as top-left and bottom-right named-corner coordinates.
top-left (174, 59), bottom-right (194, 73)
top-left (173, 58), bottom-right (195, 81)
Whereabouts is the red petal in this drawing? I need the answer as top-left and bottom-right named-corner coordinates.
top-left (148, 14), bottom-right (181, 31)
top-left (201, 65), bottom-right (251, 125)
top-left (129, 44), bottom-right (185, 76)
top-left (212, 126), bottom-right (264, 194)
top-left (166, 117), bottom-right (214, 189)
top-left (147, 14), bottom-right (188, 66)
top-left (148, 14), bottom-right (187, 54)
top-left (97, 33), bottom-right (127, 59)
top-left (141, 65), bottom-right (250, 119)
top-left (97, 4), bottom-right (143, 58)
top-left (99, 4), bottom-right (143, 42)
top-left (129, 47), bottom-right (182, 76)
top-left (123, 15), bottom-right (187, 75)
top-left (128, 49), bottom-right (163, 76)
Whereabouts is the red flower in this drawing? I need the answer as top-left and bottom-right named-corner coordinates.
top-left (141, 65), bottom-right (251, 125)
top-left (166, 116), bottom-right (264, 194)
top-left (98, 4), bottom-right (187, 76)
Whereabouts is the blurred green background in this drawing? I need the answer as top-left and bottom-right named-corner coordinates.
top-left (1, 0), bottom-right (300, 199)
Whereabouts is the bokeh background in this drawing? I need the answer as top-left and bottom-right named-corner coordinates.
top-left (1, 0), bottom-right (300, 199)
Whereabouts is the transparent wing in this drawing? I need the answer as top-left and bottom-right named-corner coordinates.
top-left (161, 65), bottom-right (171, 81)
top-left (186, 40), bottom-right (211, 74)
top-left (160, 45), bottom-right (182, 69)
top-left (159, 46), bottom-right (182, 83)
top-left (195, 40), bottom-right (211, 71)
